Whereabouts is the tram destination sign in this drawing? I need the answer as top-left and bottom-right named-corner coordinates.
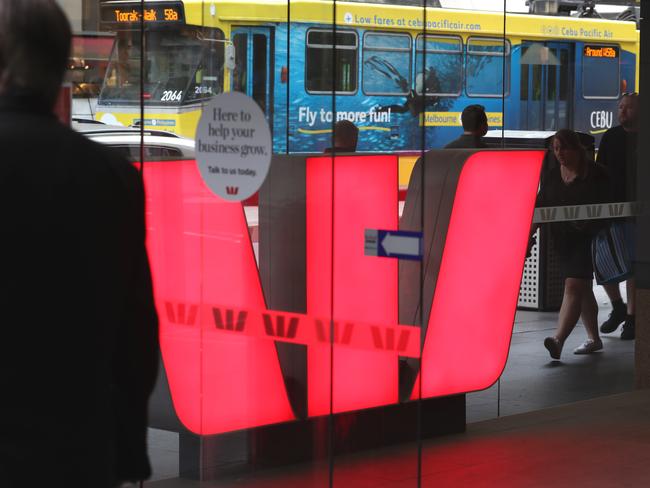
top-left (100, 1), bottom-right (185, 26)
top-left (583, 45), bottom-right (619, 58)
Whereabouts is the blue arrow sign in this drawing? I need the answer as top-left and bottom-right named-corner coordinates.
top-left (364, 229), bottom-right (423, 261)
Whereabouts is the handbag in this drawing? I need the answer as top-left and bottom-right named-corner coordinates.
top-left (591, 221), bottom-right (633, 284)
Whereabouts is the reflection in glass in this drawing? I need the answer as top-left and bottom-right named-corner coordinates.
top-left (62, 0), bottom-right (642, 485)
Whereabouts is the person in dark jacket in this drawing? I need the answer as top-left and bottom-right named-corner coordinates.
top-left (595, 92), bottom-right (638, 340)
top-left (0, 1), bottom-right (159, 486)
top-left (537, 129), bottom-right (611, 360)
top-left (324, 119), bottom-right (359, 153)
top-left (444, 104), bottom-right (489, 148)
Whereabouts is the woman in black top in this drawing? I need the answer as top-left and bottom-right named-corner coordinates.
top-left (536, 129), bottom-right (611, 359)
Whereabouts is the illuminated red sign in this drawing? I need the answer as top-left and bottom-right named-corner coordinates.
top-left (143, 151), bottom-right (543, 435)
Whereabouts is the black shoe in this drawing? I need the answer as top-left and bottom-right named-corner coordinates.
top-left (600, 304), bottom-right (627, 334)
top-left (544, 336), bottom-right (563, 360)
top-left (621, 316), bottom-right (635, 340)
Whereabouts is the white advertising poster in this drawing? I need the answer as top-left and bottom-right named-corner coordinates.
top-left (195, 92), bottom-right (272, 201)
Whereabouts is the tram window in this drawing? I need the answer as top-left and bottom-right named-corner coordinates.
top-left (582, 45), bottom-right (620, 99)
top-left (466, 38), bottom-right (510, 97)
top-left (232, 34), bottom-right (248, 93)
top-left (362, 32), bottom-right (411, 96)
top-left (186, 30), bottom-right (225, 102)
top-left (520, 45), bottom-right (529, 101)
top-left (547, 51), bottom-right (557, 101)
top-left (532, 64), bottom-right (542, 101)
top-left (306, 29), bottom-right (358, 94)
top-left (415, 35), bottom-right (462, 96)
top-left (252, 34), bottom-right (268, 113)
top-left (559, 49), bottom-right (569, 101)
top-left (68, 34), bottom-right (114, 99)
top-left (100, 28), bottom-right (223, 105)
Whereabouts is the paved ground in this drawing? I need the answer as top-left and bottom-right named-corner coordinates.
top-left (144, 285), bottom-right (638, 486)
top-left (147, 390), bottom-right (650, 487)
top-left (467, 284), bottom-right (634, 422)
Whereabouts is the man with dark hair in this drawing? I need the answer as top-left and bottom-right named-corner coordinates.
top-left (596, 92), bottom-right (639, 340)
top-left (0, 0), bottom-right (71, 108)
top-left (445, 104), bottom-right (489, 148)
top-left (0, 1), bottom-right (159, 486)
top-left (325, 119), bottom-right (359, 153)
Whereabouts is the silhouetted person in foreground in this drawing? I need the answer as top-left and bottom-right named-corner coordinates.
top-left (0, 1), bottom-right (159, 487)
top-left (324, 119), bottom-right (359, 153)
top-left (445, 104), bottom-right (489, 148)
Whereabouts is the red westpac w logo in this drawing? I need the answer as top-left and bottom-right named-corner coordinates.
top-left (226, 186), bottom-right (239, 195)
top-left (144, 152), bottom-right (543, 435)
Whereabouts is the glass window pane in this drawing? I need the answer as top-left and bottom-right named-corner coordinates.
top-left (232, 33), bottom-right (248, 93)
top-left (68, 33), bottom-right (114, 99)
top-left (308, 30), bottom-right (357, 47)
top-left (467, 37), bottom-right (508, 55)
top-left (532, 64), bottom-right (542, 101)
top-left (559, 49), bottom-right (569, 101)
top-left (416, 35), bottom-right (462, 53)
top-left (100, 28), bottom-right (212, 106)
top-left (363, 33), bottom-right (411, 95)
top-left (547, 56), bottom-right (557, 101)
top-left (252, 33), bottom-right (268, 112)
top-left (364, 32), bottom-right (411, 50)
top-left (466, 38), bottom-right (510, 97)
top-left (185, 29), bottom-right (225, 102)
top-left (520, 45), bottom-right (530, 101)
top-left (306, 29), bottom-right (358, 93)
top-left (415, 36), bottom-right (462, 96)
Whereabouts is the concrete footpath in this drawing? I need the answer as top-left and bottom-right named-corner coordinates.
top-left (145, 287), bottom-right (643, 487)
top-left (146, 390), bottom-right (650, 487)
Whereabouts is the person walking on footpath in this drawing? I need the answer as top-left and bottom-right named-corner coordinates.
top-left (444, 104), bottom-right (489, 149)
top-left (537, 130), bottom-right (611, 360)
top-left (0, 1), bottom-right (159, 486)
top-left (596, 92), bottom-right (638, 340)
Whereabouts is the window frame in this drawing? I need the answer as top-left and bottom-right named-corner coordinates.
top-left (581, 43), bottom-right (621, 100)
top-left (305, 28), bottom-right (359, 95)
top-left (361, 31), bottom-right (412, 97)
top-left (465, 36), bottom-right (511, 98)
top-left (415, 34), bottom-right (464, 97)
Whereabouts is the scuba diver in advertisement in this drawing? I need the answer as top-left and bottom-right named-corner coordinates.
top-left (365, 55), bottom-right (442, 117)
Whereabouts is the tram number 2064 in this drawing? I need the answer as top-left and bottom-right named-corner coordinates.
top-left (161, 90), bottom-right (183, 102)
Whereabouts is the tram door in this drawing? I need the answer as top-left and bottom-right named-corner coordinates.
top-left (520, 41), bottom-right (573, 131)
top-left (231, 27), bottom-right (273, 124)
